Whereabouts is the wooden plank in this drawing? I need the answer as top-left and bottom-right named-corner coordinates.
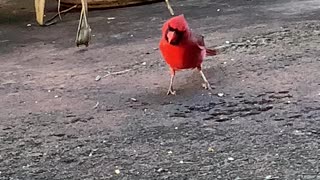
top-left (60, 0), bottom-right (162, 9)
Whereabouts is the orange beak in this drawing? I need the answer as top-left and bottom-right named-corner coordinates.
top-left (167, 31), bottom-right (176, 44)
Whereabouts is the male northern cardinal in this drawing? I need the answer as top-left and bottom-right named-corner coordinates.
top-left (159, 14), bottom-right (218, 95)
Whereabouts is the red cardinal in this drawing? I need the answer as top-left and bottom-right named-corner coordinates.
top-left (159, 14), bottom-right (217, 95)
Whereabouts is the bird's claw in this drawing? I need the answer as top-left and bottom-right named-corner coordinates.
top-left (202, 82), bottom-right (213, 90)
top-left (167, 89), bottom-right (176, 95)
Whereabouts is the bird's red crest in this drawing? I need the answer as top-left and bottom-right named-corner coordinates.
top-left (165, 14), bottom-right (189, 32)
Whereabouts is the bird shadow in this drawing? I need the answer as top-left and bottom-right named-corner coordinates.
top-left (129, 66), bottom-right (226, 106)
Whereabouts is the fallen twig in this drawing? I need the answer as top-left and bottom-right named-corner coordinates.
top-left (103, 69), bottom-right (131, 78)
top-left (44, 5), bottom-right (78, 26)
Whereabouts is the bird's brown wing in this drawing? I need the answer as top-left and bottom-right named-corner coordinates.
top-left (194, 33), bottom-right (205, 48)
top-left (193, 33), bottom-right (217, 56)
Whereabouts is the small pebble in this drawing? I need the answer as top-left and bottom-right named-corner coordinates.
top-left (225, 41), bottom-right (230, 44)
top-left (167, 151), bottom-right (173, 154)
top-left (228, 157), bottom-right (234, 161)
top-left (27, 24), bottom-right (31, 27)
top-left (179, 160), bottom-right (184, 164)
top-left (142, 62), bottom-right (147, 66)
top-left (217, 9), bottom-right (220, 12)
top-left (54, 95), bottom-right (59, 98)
top-left (174, 127), bottom-right (178, 130)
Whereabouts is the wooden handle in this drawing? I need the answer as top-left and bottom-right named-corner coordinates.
top-left (35, 0), bottom-right (46, 25)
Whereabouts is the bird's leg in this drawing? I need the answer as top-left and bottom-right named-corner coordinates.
top-left (167, 68), bottom-right (176, 95)
top-left (197, 67), bottom-right (212, 90)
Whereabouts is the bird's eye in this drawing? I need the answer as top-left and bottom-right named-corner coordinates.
top-left (168, 26), bottom-right (185, 35)
top-left (168, 26), bottom-right (175, 32)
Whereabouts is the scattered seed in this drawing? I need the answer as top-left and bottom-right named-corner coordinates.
top-left (208, 147), bottom-right (214, 152)
top-left (265, 175), bottom-right (272, 180)
top-left (93, 102), bottom-right (99, 109)
top-left (218, 93), bottom-right (224, 97)
top-left (130, 98), bottom-right (137, 102)
top-left (157, 168), bottom-right (164, 172)
top-left (228, 157), bottom-right (234, 161)
top-left (95, 75), bottom-right (101, 81)
top-left (115, 169), bottom-right (120, 174)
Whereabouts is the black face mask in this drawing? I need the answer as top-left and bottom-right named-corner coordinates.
top-left (166, 25), bottom-right (185, 46)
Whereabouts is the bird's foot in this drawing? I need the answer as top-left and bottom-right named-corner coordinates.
top-left (167, 88), bottom-right (176, 95)
top-left (202, 82), bottom-right (213, 90)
